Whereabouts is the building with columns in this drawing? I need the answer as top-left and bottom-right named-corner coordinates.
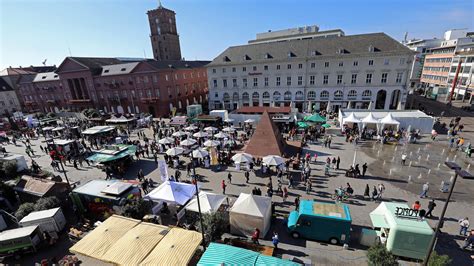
top-left (207, 26), bottom-right (415, 112)
top-left (17, 57), bottom-right (209, 117)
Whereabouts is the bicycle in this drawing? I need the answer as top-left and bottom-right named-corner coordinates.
top-left (331, 189), bottom-right (350, 202)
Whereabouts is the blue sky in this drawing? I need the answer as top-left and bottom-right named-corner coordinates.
top-left (0, 0), bottom-right (472, 69)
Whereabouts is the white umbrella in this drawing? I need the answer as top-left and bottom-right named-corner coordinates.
top-left (231, 153), bottom-right (253, 164)
top-left (203, 140), bottom-right (220, 147)
top-left (172, 131), bottom-right (187, 137)
top-left (158, 137), bottom-right (174, 145)
top-left (166, 147), bottom-right (185, 156)
top-left (184, 125), bottom-right (198, 131)
top-left (192, 148), bottom-right (209, 158)
top-left (204, 126), bottom-right (218, 132)
top-left (214, 132), bottom-right (229, 139)
top-left (244, 119), bottom-right (255, 123)
top-left (224, 118), bottom-right (234, 123)
top-left (262, 155), bottom-right (285, 166)
top-left (222, 127), bottom-right (236, 132)
top-left (180, 138), bottom-right (197, 146)
top-left (185, 191), bottom-right (227, 214)
top-left (193, 131), bottom-right (209, 138)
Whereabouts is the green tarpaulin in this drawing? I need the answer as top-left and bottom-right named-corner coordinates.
top-left (297, 122), bottom-right (309, 128)
top-left (87, 144), bottom-right (137, 163)
top-left (304, 114), bottom-right (326, 123)
top-left (321, 123), bottom-right (331, 128)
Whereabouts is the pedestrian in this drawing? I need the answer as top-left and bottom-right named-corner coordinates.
top-left (459, 217), bottom-right (470, 236)
top-left (336, 156), bottom-right (340, 170)
top-left (288, 175), bottom-right (294, 188)
top-left (371, 186), bottom-right (378, 201)
top-left (355, 164), bottom-right (361, 177)
top-left (364, 184), bottom-right (370, 198)
top-left (138, 169), bottom-right (144, 181)
top-left (295, 196), bottom-right (300, 211)
top-left (221, 180), bottom-right (227, 194)
top-left (306, 180), bottom-right (312, 194)
top-left (73, 159), bottom-right (78, 169)
top-left (420, 182), bottom-right (429, 198)
top-left (377, 183), bottom-right (385, 200)
top-left (426, 199), bottom-right (436, 218)
top-left (142, 179), bottom-right (149, 194)
top-left (362, 163), bottom-right (368, 177)
top-left (401, 153), bottom-right (407, 165)
top-left (245, 171), bottom-right (250, 183)
top-left (282, 187), bottom-right (288, 201)
top-left (462, 230), bottom-right (474, 249)
top-left (227, 172), bottom-right (232, 184)
top-left (331, 157), bottom-right (337, 170)
top-left (272, 232), bottom-right (279, 249)
top-left (154, 153), bottom-right (158, 164)
top-left (412, 201), bottom-right (421, 211)
top-left (251, 228), bottom-right (260, 245)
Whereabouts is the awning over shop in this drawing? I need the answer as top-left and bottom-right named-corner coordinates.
top-left (82, 126), bottom-right (116, 135)
top-left (140, 227), bottom-right (202, 266)
top-left (105, 116), bottom-right (136, 123)
top-left (87, 144), bottom-right (137, 163)
top-left (303, 113), bottom-right (326, 123)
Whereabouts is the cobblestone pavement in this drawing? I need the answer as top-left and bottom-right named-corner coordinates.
top-left (4, 125), bottom-right (474, 265)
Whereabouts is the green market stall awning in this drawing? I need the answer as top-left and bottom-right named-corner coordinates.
top-left (87, 144), bottom-right (137, 163)
top-left (297, 122), bottom-right (309, 128)
top-left (303, 114), bottom-right (326, 123)
top-left (321, 123), bottom-right (332, 128)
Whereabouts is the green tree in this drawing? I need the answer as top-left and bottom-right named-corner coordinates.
top-left (15, 202), bottom-right (35, 220)
top-left (3, 162), bottom-right (18, 179)
top-left (121, 199), bottom-right (151, 219)
top-left (34, 196), bottom-right (61, 211)
top-left (428, 251), bottom-right (451, 266)
top-left (367, 244), bottom-right (398, 266)
top-left (196, 212), bottom-right (229, 242)
top-left (0, 181), bottom-right (17, 204)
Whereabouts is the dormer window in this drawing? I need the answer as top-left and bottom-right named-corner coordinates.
top-left (337, 48), bottom-right (348, 54)
top-left (120, 68), bottom-right (126, 71)
top-left (42, 76), bottom-right (46, 79)
top-left (104, 69), bottom-right (110, 73)
top-left (223, 56), bottom-right (231, 62)
top-left (244, 55), bottom-right (251, 61)
top-left (311, 50), bottom-right (321, 56)
top-left (368, 45), bottom-right (380, 52)
top-left (288, 52), bottom-right (296, 58)
top-left (54, 75), bottom-right (58, 78)
top-left (264, 53), bottom-right (273, 59)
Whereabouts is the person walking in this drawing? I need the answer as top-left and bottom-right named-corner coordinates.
top-left (227, 172), bottom-right (232, 184)
top-left (306, 179), bottom-right (312, 194)
top-left (425, 199), bottom-right (436, 218)
top-left (420, 182), bottom-right (429, 198)
top-left (336, 156), bottom-right (340, 170)
top-left (282, 187), bottom-right (288, 202)
top-left (251, 228), bottom-right (260, 245)
top-left (364, 184), bottom-right (370, 198)
top-left (245, 171), bottom-right (250, 183)
top-left (272, 232), bottom-right (279, 249)
top-left (459, 217), bottom-right (470, 236)
top-left (221, 180), bottom-right (227, 195)
top-left (412, 201), bottom-right (421, 211)
top-left (462, 230), bottom-right (474, 249)
top-left (401, 153), bottom-right (407, 165)
top-left (295, 196), bottom-right (300, 211)
top-left (362, 163), bottom-right (368, 177)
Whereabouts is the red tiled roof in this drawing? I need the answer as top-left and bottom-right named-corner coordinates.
top-left (245, 111), bottom-right (285, 157)
top-left (235, 106), bottom-right (291, 114)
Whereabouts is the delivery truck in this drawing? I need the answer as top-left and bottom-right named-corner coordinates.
top-left (0, 225), bottom-right (42, 258)
top-left (288, 200), bottom-right (352, 245)
top-left (19, 207), bottom-right (66, 234)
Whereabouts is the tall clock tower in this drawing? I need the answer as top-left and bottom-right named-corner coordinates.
top-left (147, 2), bottom-right (182, 60)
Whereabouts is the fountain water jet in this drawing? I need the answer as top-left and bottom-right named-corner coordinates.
top-left (426, 154), bottom-right (430, 161)
top-left (409, 161), bottom-right (412, 167)
top-left (408, 175), bottom-right (412, 183)
top-left (437, 163), bottom-right (441, 170)
top-left (417, 173), bottom-right (422, 179)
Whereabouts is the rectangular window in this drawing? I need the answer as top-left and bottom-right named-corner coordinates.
top-left (253, 66), bottom-right (257, 71)
top-left (222, 68), bottom-right (226, 73)
top-left (351, 74), bottom-right (357, 84)
top-left (264, 65), bottom-right (268, 71)
top-left (287, 64), bottom-right (292, 70)
top-left (323, 75), bottom-right (329, 84)
top-left (253, 77), bottom-right (258, 87)
top-left (243, 78), bottom-right (247, 87)
top-left (324, 62), bottom-right (329, 68)
top-left (136, 77), bottom-right (141, 83)
top-left (339, 61), bottom-right (343, 67)
top-left (213, 79), bottom-right (217, 88)
top-left (232, 79), bottom-right (237, 87)
top-left (286, 76), bottom-right (291, 86)
top-left (384, 59), bottom-right (390, 65)
top-left (353, 61), bottom-right (358, 66)
top-left (232, 67), bottom-right (236, 72)
top-left (153, 75), bottom-right (158, 83)
top-left (223, 79), bottom-right (227, 88)
top-left (264, 77), bottom-right (269, 86)
top-left (396, 72), bottom-right (403, 83)
top-left (276, 77), bottom-right (281, 86)
top-left (298, 63), bottom-right (303, 69)
top-left (399, 58), bottom-right (405, 65)
top-left (310, 75), bottom-right (315, 85)
top-left (242, 67), bottom-right (247, 72)
top-left (381, 73), bottom-right (388, 83)
top-left (298, 76), bottom-right (303, 85)
top-left (369, 60), bottom-right (374, 66)
top-left (144, 76), bottom-right (149, 83)
top-left (311, 62), bottom-right (316, 68)
top-left (366, 73), bottom-right (372, 84)
top-left (337, 74), bottom-right (343, 84)
top-left (276, 64), bottom-right (281, 70)
top-left (212, 69), bottom-right (216, 73)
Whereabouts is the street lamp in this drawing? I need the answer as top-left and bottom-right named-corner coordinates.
top-left (423, 161), bottom-right (473, 265)
top-left (191, 152), bottom-right (206, 251)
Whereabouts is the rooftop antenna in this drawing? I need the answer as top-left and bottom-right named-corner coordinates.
top-left (143, 49), bottom-right (147, 58)
top-left (158, 0), bottom-right (162, 7)
top-left (42, 59), bottom-right (47, 66)
top-left (404, 32), bottom-right (408, 43)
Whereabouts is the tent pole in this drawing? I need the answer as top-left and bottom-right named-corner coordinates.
top-left (192, 153), bottom-right (206, 251)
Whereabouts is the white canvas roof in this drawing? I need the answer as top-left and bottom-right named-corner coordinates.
top-left (380, 113), bottom-right (400, 125)
top-left (144, 181), bottom-right (197, 205)
top-left (185, 192), bottom-right (227, 214)
top-left (101, 182), bottom-right (133, 195)
top-left (20, 208), bottom-right (61, 223)
top-left (82, 126), bottom-right (115, 135)
top-left (106, 116), bottom-right (135, 123)
top-left (54, 139), bottom-right (75, 146)
top-left (361, 112), bottom-right (379, 124)
top-left (230, 193), bottom-right (271, 217)
top-left (0, 225), bottom-right (38, 241)
top-left (343, 112), bottom-right (361, 124)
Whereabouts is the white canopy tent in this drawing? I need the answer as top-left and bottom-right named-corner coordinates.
top-left (184, 192), bottom-right (227, 214)
top-left (379, 113), bottom-right (400, 133)
top-left (82, 126), bottom-right (116, 135)
top-left (231, 153), bottom-right (253, 164)
top-left (144, 181), bottom-right (197, 205)
top-left (361, 112), bottom-right (380, 132)
top-left (229, 193), bottom-right (272, 237)
top-left (342, 112), bottom-right (362, 132)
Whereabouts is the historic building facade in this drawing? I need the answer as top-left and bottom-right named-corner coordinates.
top-left (207, 26), bottom-right (415, 112)
top-left (147, 2), bottom-right (182, 61)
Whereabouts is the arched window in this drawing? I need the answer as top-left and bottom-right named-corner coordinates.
top-left (252, 92), bottom-right (259, 100)
top-left (223, 92), bottom-right (230, 101)
top-left (362, 90), bottom-right (372, 99)
top-left (273, 91), bottom-right (281, 101)
top-left (348, 90), bottom-right (357, 99)
top-left (242, 92), bottom-right (249, 102)
top-left (307, 91), bottom-right (316, 100)
top-left (334, 90), bottom-right (343, 100)
top-left (295, 91), bottom-right (304, 100)
top-left (262, 91), bottom-right (270, 99)
top-left (232, 92), bottom-right (239, 101)
top-left (284, 91), bottom-right (292, 101)
top-left (320, 90), bottom-right (329, 99)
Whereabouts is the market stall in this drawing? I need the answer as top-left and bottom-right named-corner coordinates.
top-left (229, 193), bottom-right (272, 238)
top-left (184, 191), bottom-right (227, 214)
top-left (144, 181), bottom-right (196, 206)
top-left (81, 126), bottom-right (116, 136)
top-left (86, 144), bottom-right (137, 173)
top-left (366, 202), bottom-right (434, 260)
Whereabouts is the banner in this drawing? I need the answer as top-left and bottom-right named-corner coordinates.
top-left (157, 159), bottom-right (168, 181)
top-left (210, 148), bottom-right (218, 166)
